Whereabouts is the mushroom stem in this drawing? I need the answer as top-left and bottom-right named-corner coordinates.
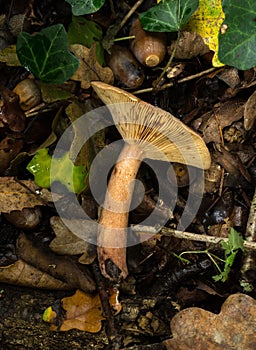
top-left (98, 142), bottom-right (143, 280)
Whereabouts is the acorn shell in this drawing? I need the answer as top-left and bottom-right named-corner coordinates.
top-left (130, 18), bottom-right (166, 67)
top-left (107, 45), bottom-right (144, 89)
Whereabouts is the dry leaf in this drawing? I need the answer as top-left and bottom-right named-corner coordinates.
top-left (0, 259), bottom-right (70, 290)
top-left (168, 31), bottom-right (209, 59)
top-left (164, 293), bottom-right (256, 350)
top-left (244, 90), bottom-right (256, 131)
top-left (44, 289), bottom-right (122, 332)
top-left (16, 233), bottom-right (96, 292)
top-left (65, 100), bottom-right (94, 167)
top-left (0, 177), bottom-right (45, 213)
top-left (70, 43), bottom-right (114, 89)
top-left (50, 216), bottom-right (96, 264)
top-left (60, 290), bottom-right (104, 332)
top-left (199, 100), bottom-right (245, 144)
top-left (0, 137), bottom-right (23, 175)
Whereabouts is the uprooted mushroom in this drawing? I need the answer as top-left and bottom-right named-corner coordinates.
top-left (91, 81), bottom-right (211, 281)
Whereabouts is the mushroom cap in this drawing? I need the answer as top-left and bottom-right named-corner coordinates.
top-left (91, 81), bottom-right (211, 170)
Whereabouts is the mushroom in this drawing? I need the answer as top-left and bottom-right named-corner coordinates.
top-left (91, 81), bottom-right (211, 281)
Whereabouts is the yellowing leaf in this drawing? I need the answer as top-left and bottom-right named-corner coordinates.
top-left (61, 290), bottom-right (104, 332)
top-left (185, 0), bottom-right (225, 67)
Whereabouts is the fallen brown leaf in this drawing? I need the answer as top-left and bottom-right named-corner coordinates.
top-left (0, 259), bottom-right (70, 290)
top-left (58, 290), bottom-right (104, 332)
top-left (164, 293), bottom-right (256, 350)
top-left (70, 43), bottom-right (114, 89)
top-left (50, 216), bottom-right (96, 265)
top-left (199, 100), bottom-right (244, 144)
top-left (16, 233), bottom-right (96, 293)
top-left (244, 90), bottom-right (256, 131)
top-left (0, 177), bottom-right (45, 213)
top-left (168, 31), bottom-right (209, 59)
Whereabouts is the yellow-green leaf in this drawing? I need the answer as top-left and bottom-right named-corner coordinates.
top-left (185, 0), bottom-right (225, 67)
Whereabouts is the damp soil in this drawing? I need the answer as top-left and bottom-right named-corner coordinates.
top-left (0, 284), bottom-right (108, 350)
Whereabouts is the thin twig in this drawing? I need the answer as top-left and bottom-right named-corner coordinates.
top-left (133, 67), bottom-right (224, 95)
top-left (240, 188), bottom-right (256, 287)
top-left (132, 225), bottom-right (256, 250)
top-left (91, 261), bottom-right (123, 350)
top-left (117, 0), bottom-right (145, 33)
top-left (153, 0), bottom-right (182, 89)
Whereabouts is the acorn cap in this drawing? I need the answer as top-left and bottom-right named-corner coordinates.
top-left (91, 81), bottom-right (211, 169)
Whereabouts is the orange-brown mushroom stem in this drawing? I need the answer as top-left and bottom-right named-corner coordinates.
top-left (98, 142), bottom-right (143, 280)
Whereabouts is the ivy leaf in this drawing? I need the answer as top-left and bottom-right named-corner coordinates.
top-left (68, 16), bottom-right (104, 65)
top-left (65, 0), bottom-right (105, 15)
top-left (139, 0), bottom-right (199, 32)
top-left (218, 0), bottom-right (256, 70)
top-left (185, 0), bottom-right (225, 67)
top-left (68, 16), bottom-right (102, 47)
top-left (26, 148), bottom-right (87, 194)
top-left (16, 24), bottom-right (79, 84)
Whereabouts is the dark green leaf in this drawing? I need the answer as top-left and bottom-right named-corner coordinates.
top-left (17, 24), bottom-right (79, 84)
top-left (218, 0), bottom-right (256, 70)
top-left (68, 16), bottom-right (104, 65)
top-left (139, 0), bottom-right (199, 32)
top-left (65, 0), bottom-right (105, 15)
top-left (68, 16), bottom-right (102, 47)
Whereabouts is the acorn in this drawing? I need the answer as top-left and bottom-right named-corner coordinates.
top-left (13, 79), bottom-right (42, 111)
top-left (107, 45), bottom-right (144, 89)
top-left (129, 18), bottom-right (166, 67)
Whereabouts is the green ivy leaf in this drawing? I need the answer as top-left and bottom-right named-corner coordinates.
top-left (139, 0), bottom-right (199, 32)
top-left (27, 148), bottom-right (87, 194)
top-left (68, 16), bottom-right (102, 47)
top-left (17, 24), bottom-right (79, 84)
top-left (65, 0), bottom-right (105, 15)
top-left (68, 16), bottom-right (104, 65)
top-left (218, 0), bottom-right (256, 70)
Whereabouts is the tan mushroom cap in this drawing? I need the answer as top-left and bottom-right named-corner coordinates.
top-left (91, 81), bottom-right (211, 170)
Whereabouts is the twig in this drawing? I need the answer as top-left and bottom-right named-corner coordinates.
top-left (240, 188), bottom-right (256, 289)
top-left (153, 0), bottom-right (182, 89)
top-left (132, 224), bottom-right (256, 250)
top-left (133, 67), bottom-right (224, 95)
top-left (117, 0), bottom-right (145, 33)
top-left (91, 261), bottom-right (123, 350)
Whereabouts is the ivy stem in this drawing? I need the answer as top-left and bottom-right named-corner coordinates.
top-left (153, 0), bottom-right (182, 89)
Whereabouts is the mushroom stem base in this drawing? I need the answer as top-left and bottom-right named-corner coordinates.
top-left (98, 143), bottom-right (142, 280)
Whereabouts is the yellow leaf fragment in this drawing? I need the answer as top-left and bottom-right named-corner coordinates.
top-left (43, 306), bottom-right (57, 323)
top-left (185, 0), bottom-right (225, 67)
